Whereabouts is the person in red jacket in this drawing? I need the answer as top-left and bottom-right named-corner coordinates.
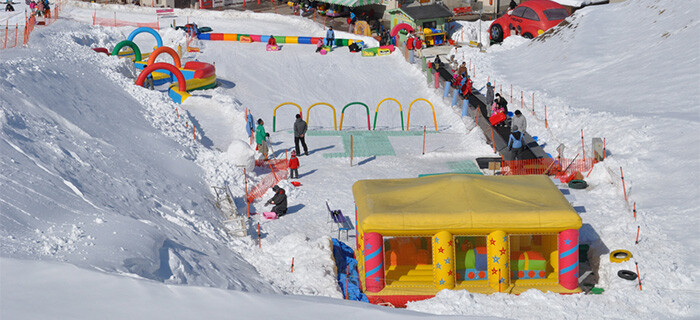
top-left (415, 36), bottom-right (423, 58)
top-left (288, 150), bottom-right (300, 179)
top-left (461, 75), bottom-right (473, 97)
top-left (267, 35), bottom-right (277, 46)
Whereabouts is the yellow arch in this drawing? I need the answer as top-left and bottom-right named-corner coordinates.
top-left (374, 98), bottom-right (404, 130)
top-left (306, 102), bottom-right (338, 131)
top-left (273, 102), bottom-right (303, 132)
top-left (406, 98), bottom-right (438, 131)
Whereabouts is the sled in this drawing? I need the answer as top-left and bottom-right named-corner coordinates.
top-left (320, 49), bottom-right (328, 55)
top-left (291, 181), bottom-right (301, 187)
top-left (489, 112), bottom-right (506, 126)
top-left (266, 44), bottom-right (280, 51)
top-left (263, 212), bottom-right (278, 220)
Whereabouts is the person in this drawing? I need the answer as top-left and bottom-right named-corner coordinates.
top-left (509, 0), bottom-right (517, 10)
top-left (433, 55), bottom-right (442, 70)
top-left (461, 75), bottom-right (473, 97)
top-left (458, 62), bottom-right (468, 77)
top-left (380, 30), bottom-right (389, 46)
top-left (415, 36), bottom-right (423, 58)
top-left (265, 185), bottom-right (288, 217)
top-left (29, 0), bottom-right (36, 13)
top-left (348, 11), bottom-right (356, 33)
top-left (485, 82), bottom-right (495, 116)
top-left (5, 2), bottom-right (14, 11)
top-left (255, 118), bottom-right (270, 159)
top-left (494, 93), bottom-right (509, 115)
top-left (288, 151), bottom-right (300, 179)
top-left (325, 26), bottom-right (335, 48)
top-left (512, 110), bottom-right (527, 133)
top-left (36, 0), bottom-right (43, 16)
top-left (267, 35), bottom-right (277, 46)
top-left (293, 114), bottom-right (309, 156)
top-left (406, 31), bottom-right (415, 63)
top-left (316, 38), bottom-right (324, 53)
top-left (507, 125), bottom-right (524, 160)
top-left (292, 2), bottom-right (299, 15)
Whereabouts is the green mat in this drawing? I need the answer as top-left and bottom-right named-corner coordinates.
top-left (418, 160), bottom-right (483, 177)
top-left (305, 130), bottom-right (425, 158)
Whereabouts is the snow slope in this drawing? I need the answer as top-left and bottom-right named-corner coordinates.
top-left (1, 0), bottom-right (698, 318)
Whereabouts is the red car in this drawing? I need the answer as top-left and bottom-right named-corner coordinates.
top-left (489, 0), bottom-right (569, 43)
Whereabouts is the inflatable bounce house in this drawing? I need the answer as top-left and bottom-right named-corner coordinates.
top-left (102, 27), bottom-right (217, 104)
top-left (352, 174), bottom-right (582, 307)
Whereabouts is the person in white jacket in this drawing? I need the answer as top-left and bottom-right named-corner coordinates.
top-left (511, 110), bottom-right (527, 133)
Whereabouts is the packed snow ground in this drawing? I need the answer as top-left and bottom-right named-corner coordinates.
top-left (1, 0), bottom-right (698, 318)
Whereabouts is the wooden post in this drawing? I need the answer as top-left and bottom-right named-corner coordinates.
top-left (422, 126), bottom-right (426, 155)
top-left (350, 135), bottom-right (353, 167)
top-left (500, 84), bottom-right (502, 96)
top-left (176, 107), bottom-right (179, 118)
top-left (475, 109), bottom-right (479, 126)
top-left (520, 91), bottom-right (523, 109)
top-left (434, 71), bottom-right (439, 88)
top-left (14, 24), bottom-right (18, 47)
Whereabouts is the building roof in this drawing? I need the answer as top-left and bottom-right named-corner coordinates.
top-left (393, 3), bottom-right (454, 21)
top-left (352, 174), bottom-right (581, 235)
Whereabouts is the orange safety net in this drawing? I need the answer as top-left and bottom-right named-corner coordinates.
top-left (93, 12), bottom-right (160, 30)
top-left (500, 157), bottom-right (594, 177)
top-left (246, 159), bottom-right (289, 204)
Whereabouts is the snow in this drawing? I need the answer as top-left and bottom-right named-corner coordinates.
top-left (1, 0), bottom-right (698, 318)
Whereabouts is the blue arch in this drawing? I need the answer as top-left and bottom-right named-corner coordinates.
top-left (127, 27), bottom-right (163, 49)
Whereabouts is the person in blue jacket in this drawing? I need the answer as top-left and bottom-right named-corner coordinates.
top-left (325, 26), bottom-right (335, 47)
top-left (507, 125), bottom-right (524, 160)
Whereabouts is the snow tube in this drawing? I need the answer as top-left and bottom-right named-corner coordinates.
top-left (568, 179), bottom-right (588, 189)
top-left (92, 47), bottom-right (109, 55)
top-left (617, 270), bottom-right (638, 281)
top-left (610, 250), bottom-right (632, 263)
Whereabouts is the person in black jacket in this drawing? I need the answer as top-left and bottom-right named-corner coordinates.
top-left (266, 185), bottom-right (287, 217)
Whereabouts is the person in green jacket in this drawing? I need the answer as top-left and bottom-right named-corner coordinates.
top-left (255, 118), bottom-right (269, 159)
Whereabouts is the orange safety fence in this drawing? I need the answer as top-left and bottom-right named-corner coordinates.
top-left (93, 11), bottom-right (160, 30)
top-left (500, 157), bottom-right (594, 177)
top-left (254, 158), bottom-right (288, 170)
top-left (246, 164), bottom-right (289, 204)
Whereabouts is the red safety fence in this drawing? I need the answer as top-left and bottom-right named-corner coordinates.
top-left (93, 10), bottom-right (160, 30)
top-left (500, 157), bottom-right (594, 178)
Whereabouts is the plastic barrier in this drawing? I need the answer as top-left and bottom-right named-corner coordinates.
top-left (339, 102), bottom-right (371, 131)
top-left (127, 27), bottom-right (163, 49)
top-left (374, 98), bottom-right (404, 130)
top-left (306, 103), bottom-right (338, 131)
top-left (406, 98), bottom-right (437, 131)
top-left (111, 40), bottom-right (142, 61)
top-left (272, 102), bottom-right (303, 132)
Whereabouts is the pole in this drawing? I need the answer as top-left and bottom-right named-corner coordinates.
top-left (258, 223), bottom-right (261, 248)
top-left (4, 21), bottom-right (8, 49)
top-left (114, 12), bottom-right (117, 27)
top-left (520, 91), bottom-right (523, 109)
top-left (14, 24), bottom-right (18, 47)
top-left (244, 168), bottom-right (250, 218)
top-left (544, 105), bottom-right (548, 128)
top-left (635, 226), bottom-right (640, 244)
top-left (193, 126), bottom-right (196, 141)
top-left (532, 93), bottom-right (535, 115)
top-left (635, 262), bottom-right (642, 291)
top-left (490, 126), bottom-right (497, 153)
top-left (510, 84), bottom-right (512, 103)
top-left (620, 167), bottom-right (627, 202)
top-left (350, 135), bottom-right (353, 167)
top-left (633, 202), bottom-right (637, 219)
top-left (422, 126), bottom-right (426, 155)
top-left (291, 257), bottom-right (295, 273)
top-left (581, 129), bottom-right (585, 161)
top-left (345, 266), bottom-right (349, 299)
top-left (603, 138), bottom-right (606, 160)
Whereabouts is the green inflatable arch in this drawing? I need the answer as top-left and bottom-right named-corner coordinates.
top-left (111, 40), bottom-right (142, 62)
top-left (340, 102), bottom-right (371, 131)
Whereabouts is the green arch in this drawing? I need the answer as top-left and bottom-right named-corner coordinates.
top-left (340, 102), bottom-right (371, 131)
top-left (111, 40), bottom-right (142, 61)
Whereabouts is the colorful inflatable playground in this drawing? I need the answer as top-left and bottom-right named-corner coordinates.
top-left (353, 174), bottom-right (582, 307)
top-left (96, 27), bottom-right (217, 104)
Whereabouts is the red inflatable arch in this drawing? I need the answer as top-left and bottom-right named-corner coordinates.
top-left (390, 23), bottom-right (415, 37)
top-left (135, 62), bottom-right (187, 92)
top-left (147, 46), bottom-right (181, 68)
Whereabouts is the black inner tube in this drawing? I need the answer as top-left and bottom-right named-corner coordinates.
top-left (569, 179), bottom-right (588, 189)
top-left (617, 270), bottom-right (638, 281)
top-left (614, 252), bottom-right (629, 259)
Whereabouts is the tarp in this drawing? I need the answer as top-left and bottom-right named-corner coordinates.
top-left (353, 174), bottom-right (581, 235)
top-left (314, 0), bottom-right (381, 8)
top-left (332, 239), bottom-right (368, 303)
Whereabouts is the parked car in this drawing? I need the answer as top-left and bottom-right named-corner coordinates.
top-left (489, 0), bottom-right (569, 43)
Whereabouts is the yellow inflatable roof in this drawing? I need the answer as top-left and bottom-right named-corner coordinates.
top-left (352, 174), bottom-right (581, 235)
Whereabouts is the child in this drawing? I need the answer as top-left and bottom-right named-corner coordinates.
top-left (267, 35), bottom-right (277, 46)
top-left (289, 150), bottom-right (299, 179)
top-left (316, 39), bottom-right (324, 53)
